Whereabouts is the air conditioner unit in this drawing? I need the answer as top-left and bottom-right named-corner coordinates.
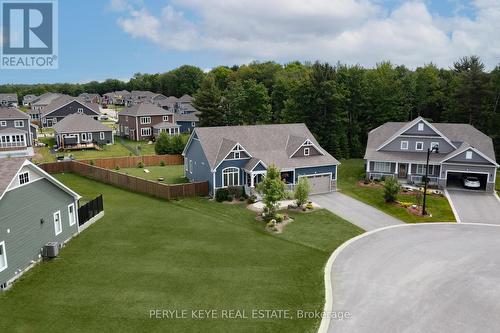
top-left (42, 242), bottom-right (59, 258)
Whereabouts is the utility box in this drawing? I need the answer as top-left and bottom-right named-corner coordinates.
top-left (42, 242), bottom-right (59, 258)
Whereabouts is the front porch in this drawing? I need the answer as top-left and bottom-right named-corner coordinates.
top-left (243, 169), bottom-right (296, 196)
top-left (367, 160), bottom-right (440, 186)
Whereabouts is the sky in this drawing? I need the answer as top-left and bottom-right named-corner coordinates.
top-left (0, 0), bottom-right (499, 84)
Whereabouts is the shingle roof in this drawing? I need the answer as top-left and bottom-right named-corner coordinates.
top-left (120, 104), bottom-right (172, 117)
top-left (153, 122), bottom-right (180, 129)
top-left (0, 107), bottom-right (29, 120)
top-left (175, 113), bottom-right (199, 122)
top-left (192, 123), bottom-right (339, 171)
top-left (31, 92), bottom-right (62, 106)
top-left (40, 95), bottom-right (100, 117)
top-left (178, 94), bottom-right (193, 103)
top-left (53, 113), bottom-right (111, 133)
top-left (0, 128), bottom-right (27, 134)
top-left (365, 119), bottom-right (497, 163)
top-left (0, 158), bottom-right (25, 198)
top-left (0, 93), bottom-right (18, 102)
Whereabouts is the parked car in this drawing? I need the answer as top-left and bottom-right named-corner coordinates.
top-left (99, 115), bottom-right (109, 120)
top-left (463, 176), bottom-right (481, 189)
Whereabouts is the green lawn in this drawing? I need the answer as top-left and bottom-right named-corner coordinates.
top-left (0, 174), bottom-right (362, 333)
top-left (338, 159), bottom-right (456, 223)
top-left (118, 165), bottom-right (188, 184)
top-left (120, 137), bottom-right (157, 155)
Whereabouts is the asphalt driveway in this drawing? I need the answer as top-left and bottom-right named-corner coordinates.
top-left (313, 192), bottom-right (403, 231)
top-left (446, 190), bottom-right (500, 224)
top-left (324, 223), bottom-right (500, 333)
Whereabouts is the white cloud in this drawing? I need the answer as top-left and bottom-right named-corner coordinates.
top-left (111, 0), bottom-right (500, 69)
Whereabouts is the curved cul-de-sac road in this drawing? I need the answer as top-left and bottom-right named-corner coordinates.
top-left (322, 223), bottom-right (500, 333)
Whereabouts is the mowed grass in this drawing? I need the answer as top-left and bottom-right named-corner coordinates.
top-left (0, 174), bottom-right (363, 333)
top-left (338, 159), bottom-right (456, 223)
top-left (118, 165), bottom-right (188, 184)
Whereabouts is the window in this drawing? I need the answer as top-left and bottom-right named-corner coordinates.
top-left (100, 132), bottom-right (105, 140)
top-left (141, 128), bottom-right (152, 137)
top-left (192, 122), bottom-right (196, 127)
top-left (415, 142), bottom-right (424, 151)
top-left (0, 121), bottom-right (6, 127)
top-left (234, 151), bottom-right (240, 159)
top-left (77, 108), bottom-right (84, 114)
top-left (373, 162), bottom-right (392, 173)
top-left (189, 160), bottom-right (193, 174)
top-left (140, 117), bottom-right (151, 124)
top-left (185, 159), bottom-right (189, 171)
top-left (466, 151), bottom-right (473, 160)
top-left (304, 147), bottom-right (310, 156)
top-left (417, 123), bottom-right (424, 131)
top-left (19, 171), bottom-right (29, 185)
top-left (14, 120), bottom-right (24, 127)
top-left (431, 142), bottom-right (439, 150)
top-left (54, 211), bottom-right (62, 235)
top-left (124, 126), bottom-right (129, 135)
top-left (81, 133), bottom-right (87, 142)
top-left (230, 144), bottom-right (245, 159)
top-left (416, 164), bottom-right (435, 175)
top-left (222, 167), bottom-right (239, 187)
top-left (400, 141), bottom-right (409, 150)
top-left (0, 241), bottom-right (7, 272)
top-left (163, 115), bottom-right (169, 122)
top-left (68, 204), bottom-right (76, 226)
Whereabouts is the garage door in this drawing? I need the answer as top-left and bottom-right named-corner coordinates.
top-left (301, 174), bottom-right (331, 194)
top-left (446, 171), bottom-right (487, 191)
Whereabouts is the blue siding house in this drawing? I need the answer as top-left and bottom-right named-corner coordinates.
top-left (182, 124), bottom-right (340, 197)
top-left (175, 113), bottom-right (199, 134)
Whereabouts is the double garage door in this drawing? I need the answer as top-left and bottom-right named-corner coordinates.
top-left (300, 174), bottom-right (332, 195)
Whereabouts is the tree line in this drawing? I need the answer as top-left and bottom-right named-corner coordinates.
top-left (1, 57), bottom-right (499, 160)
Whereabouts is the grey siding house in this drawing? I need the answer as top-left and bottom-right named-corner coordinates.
top-left (53, 113), bottom-right (114, 148)
top-left (364, 117), bottom-right (499, 192)
top-left (0, 93), bottom-right (18, 107)
top-left (0, 107), bottom-right (36, 158)
top-left (0, 159), bottom-right (81, 290)
top-left (183, 124), bottom-right (340, 197)
top-left (39, 96), bottom-right (100, 128)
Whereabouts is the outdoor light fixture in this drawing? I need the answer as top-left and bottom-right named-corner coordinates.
top-left (422, 144), bottom-right (439, 216)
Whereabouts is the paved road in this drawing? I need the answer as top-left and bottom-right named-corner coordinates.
top-left (326, 223), bottom-right (500, 333)
top-left (446, 190), bottom-right (500, 224)
top-left (313, 192), bottom-right (403, 231)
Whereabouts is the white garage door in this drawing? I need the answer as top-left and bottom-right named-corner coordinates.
top-left (301, 174), bottom-right (331, 194)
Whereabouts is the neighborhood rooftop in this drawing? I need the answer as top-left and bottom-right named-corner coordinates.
top-left (120, 103), bottom-right (172, 116)
top-left (193, 123), bottom-right (339, 170)
top-left (0, 158), bottom-right (25, 197)
top-left (0, 107), bottom-right (29, 119)
top-left (53, 113), bottom-right (111, 133)
top-left (39, 95), bottom-right (100, 117)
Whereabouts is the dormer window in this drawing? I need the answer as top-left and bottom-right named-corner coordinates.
top-left (304, 147), bottom-right (310, 156)
top-left (417, 123), bottom-right (424, 131)
top-left (231, 144), bottom-right (246, 159)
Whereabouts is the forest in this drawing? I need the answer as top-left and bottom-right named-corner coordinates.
top-left (1, 56), bottom-right (499, 159)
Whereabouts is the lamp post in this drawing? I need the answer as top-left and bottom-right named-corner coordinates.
top-left (422, 144), bottom-right (439, 216)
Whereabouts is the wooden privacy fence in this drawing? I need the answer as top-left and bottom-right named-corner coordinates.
top-left (39, 161), bottom-right (209, 200)
top-left (78, 154), bottom-right (184, 169)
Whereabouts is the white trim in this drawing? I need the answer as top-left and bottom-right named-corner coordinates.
top-left (298, 172), bottom-right (333, 193)
top-left (99, 132), bottom-right (105, 140)
top-left (221, 167), bottom-right (240, 187)
top-left (140, 116), bottom-right (151, 125)
top-left (304, 147), bottom-right (310, 156)
top-left (441, 147), bottom-right (499, 167)
top-left (417, 122), bottom-right (424, 131)
top-left (68, 203), bottom-right (76, 226)
top-left (400, 141), bottom-right (409, 150)
top-left (375, 117), bottom-right (457, 151)
top-left (243, 159), bottom-right (268, 172)
top-left (0, 241), bottom-right (7, 273)
top-left (18, 170), bottom-right (30, 185)
top-left (54, 210), bottom-right (62, 236)
top-left (181, 129), bottom-right (197, 156)
top-left (415, 141), bottom-right (424, 151)
top-left (212, 142), bottom-right (252, 172)
top-left (289, 138), bottom-right (325, 158)
top-left (444, 169), bottom-right (493, 184)
top-left (140, 127), bottom-right (152, 137)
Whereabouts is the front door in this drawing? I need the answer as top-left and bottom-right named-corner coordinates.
top-left (398, 163), bottom-right (407, 178)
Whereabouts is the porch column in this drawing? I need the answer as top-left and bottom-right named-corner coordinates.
top-left (366, 160), bottom-right (370, 172)
top-left (250, 172), bottom-right (254, 187)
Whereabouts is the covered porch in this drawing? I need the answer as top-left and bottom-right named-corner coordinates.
top-left (243, 168), bottom-right (296, 195)
top-left (0, 130), bottom-right (28, 150)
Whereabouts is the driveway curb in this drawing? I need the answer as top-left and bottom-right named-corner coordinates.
top-left (317, 222), bottom-right (500, 333)
top-left (444, 189), bottom-right (462, 223)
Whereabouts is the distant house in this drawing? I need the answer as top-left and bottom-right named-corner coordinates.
top-left (364, 116), bottom-right (499, 192)
top-left (157, 96), bottom-right (178, 112)
top-left (0, 107), bottom-right (36, 158)
top-left (103, 90), bottom-right (130, 105)
top-left (0, 94), bottom-right (18, 107)
top-left (29, 92), bottom-right (62, 113)
top-left (118, 104), bottom-right (175, 141)
top-left (178, 94), bottom-right (194, 105)
top-left (177, 103), bottom-right (199, 115)
top-left (175, 113), bottom-right (199, 134)
top-left (38, 96), bottom-right (100, 128)
top-left (22, 94), bottom-right (37, 106)
top-left (183, 123), bottom-right (340, 197)
top-left (78, 93), bottom-right (101, 104)
top-left (53, 114), bottom-right (114, 149)
top-left (151, 94), bottom-right (168, 103)
top-left (0, 158), bottom-right (81, 290)
top-left (124, 91), bottom-right (157, 106)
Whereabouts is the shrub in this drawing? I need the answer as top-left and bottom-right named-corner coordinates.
top-left (160, 160), bottom-right (166, 166)
top-left (294, 177), bottom-right (310, 207)
top-left (227, 186), bottom-right (243, 199)
top-left (306, 203), bottom-right (314, 210)
top-left (215, 188), bottom-right (229, 202)
top-left (383, 177), bottom-right (400, 202)
top-left (380, 176), bottom-right (386, 182)
top-left (171, 135), bottom-right (185, 154)
top-left (137, 161), bottom-right (144, 168)
top-left (227, 194), bottom-right (234, 202)
top-left (89, 160), bottom-right (94, 166)
top-left (257, 165), bottom-right (287, 219)
top-left (155, 132), bottom-right (172, 155)
top-left (247, 195), bottom-right (257, 204)
top-left (275, 213), bottom-right (285, 223)
top-left (115, 165), bottom-right (120, 171)
top-left (359, 172), bottom-right (367, 180)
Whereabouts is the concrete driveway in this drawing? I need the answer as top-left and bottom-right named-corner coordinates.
top-left (322, 223), bottom-right (500, 333)
top-left (446, 190), bottom-right (500, 224)
top-left (313, 192), bottom-right (403, 231)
